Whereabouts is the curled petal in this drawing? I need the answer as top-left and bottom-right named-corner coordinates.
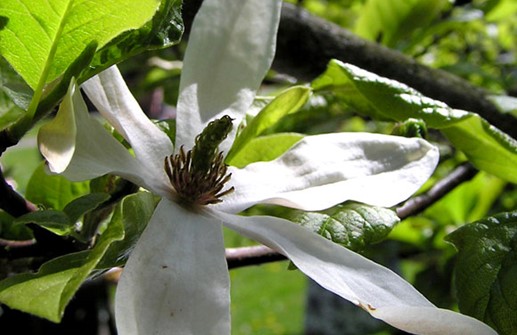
top-left (116, 200), bottom-right (230, 335)
top-left (38, 79), bottom-right (151, 188)
top-left (82, 66), bottom-right (174, 188)
top-left (217, 133), bottom-right (439, 213)
top-left (176, 0), bottom-right (282, 151)
top-left (212, 210), bottom-right (496, 335)
top-left (38, 81), bottom-right (78, 174)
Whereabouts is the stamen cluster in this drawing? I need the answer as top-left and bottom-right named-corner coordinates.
top-left (164, 115), bottom-right (235, 206)
top-left (164, 147), bottom-right (234, 206)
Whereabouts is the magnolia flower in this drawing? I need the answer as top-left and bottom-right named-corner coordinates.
top-left (38, 0), bottom-right (496, 334)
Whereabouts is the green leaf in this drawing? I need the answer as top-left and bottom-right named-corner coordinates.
top-left (228, 133), bottom-right (304, 168)
top-left (0, 196), bottom-right (125, 322)
top-left (0, 58), bottom-right (31, 130)
top-left (97, 192), bottom-right (156, 268)
top-left (486, 0), bottom-right (517, 21)
top-left (312, 60), bottom-right (468, 127)
top-left (13, 193), bottom-right (109, 236)
top-left (355, 0), bottom-right (448, 47)
top-left (81, 0), bottom-right (183, 80)
top-left (446, 211), bottom-right (517, 335)
top-left (0, 0), bottom-right (161, 90)
top-left (313, 60), bottom-right (517, 183)
top-left (226, 86), bottom-right (311, 162)
top-left (0, 89), bottom-right (25, 133)
top-left (63, 192), bottom-right (109, 224)
top-left (14, 210), bottom-right (72, 235)
top-left (441, 116), bottom-right (517, 183)
top-left (25, 163), bottom-right (90, 210)
top-left (292, 203), bottom-right (400, 251)
top-left (426, 172), bottom-right (506, 226)
top-left (154, 119), bottom-right (176, 145)
top-left (0, 210), bottom-right (33, 240)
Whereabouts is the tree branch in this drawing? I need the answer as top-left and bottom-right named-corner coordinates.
top-left (0, 167), bottom-right (37, 217)
top-left (226, 245), bottom-right (286, 270)
top-left (182, 1), bottom-right (516, 139)
top-left (396, 162), bottom-right (478, 219)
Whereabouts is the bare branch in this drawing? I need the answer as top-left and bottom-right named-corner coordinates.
top-left (226, 245), bottom-right (286, 269)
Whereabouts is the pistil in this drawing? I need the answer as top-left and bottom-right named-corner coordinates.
top-left (164, 116), bottom-right (234, 206)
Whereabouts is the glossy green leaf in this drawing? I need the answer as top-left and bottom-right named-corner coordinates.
top-left (226, 86), bottom-right (311, 162)
top-left (355, 0), bottom-right (448, 47)
top-left (25, 163), bottom-right (90, 210)
top-left (97, 192), bottom-right (156, 268)
top-left (227, 133), bottom-right (304, 168)
top-left (312, 60), bottom-right (469, 127)
top-left (0, 0), bottom-right (161, 90)
top-left (81, 0), bottom-right (183, 81)
top-left (312, 60), bottom-right (517, 183)
top-left (292, 202), bottom-right (400, 251)
top-left (446, 211), bottom-right (517, 335)
top-left (0, 196), bottom-right (125, 322)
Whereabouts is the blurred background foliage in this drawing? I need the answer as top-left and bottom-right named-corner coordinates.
top-left (1, 0), bottom-right (516, 334)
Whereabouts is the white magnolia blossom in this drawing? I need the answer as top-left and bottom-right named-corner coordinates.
top-left (38, 0), bottom-right (496, 334)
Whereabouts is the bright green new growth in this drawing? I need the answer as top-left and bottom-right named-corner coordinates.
top-left (0, 0), bottom-right (161, 90)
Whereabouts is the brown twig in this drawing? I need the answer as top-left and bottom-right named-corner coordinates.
top-left (396, 162), bottom-right (478, 219)
top-left (226, 245), bottom-right (286, 269)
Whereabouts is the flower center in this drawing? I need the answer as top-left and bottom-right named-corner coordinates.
top-left (164, 116), bottom-right (235, 206)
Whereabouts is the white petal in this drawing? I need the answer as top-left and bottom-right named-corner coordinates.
top-left (38, 81), bottom-right (78, 173)
top-left (176, 0), bottom-right (282, 151)
top-left (116, 200), bottom-right (230, 335)
top-left (212, 210), bottom-right (496, 335)
top-left (38, 80), bottom-right (150, 187)
top-left (217, 133), bottom-right (439, 213)
top-left (373, 306), bottom-right (497, 335)
top-left (82, 66), bottom-right (174, 177)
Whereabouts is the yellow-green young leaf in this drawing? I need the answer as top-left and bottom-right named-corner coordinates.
top-left (442, 116), bottom-right (517, 183)
top-left (81, 0), bottom-right (184, 81)
top-left (228, 133), bottom-right (304, 168)
top-left (25, 163), bottom-right (90, 210)
top-left (355, 0), bottom-right (448, 47)
top-left (226, 86), bottom-right (310, 162)
top-left (446, 211), bottom-right (517, 335)
top-left (0, 0), bottom-right (160, 89)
